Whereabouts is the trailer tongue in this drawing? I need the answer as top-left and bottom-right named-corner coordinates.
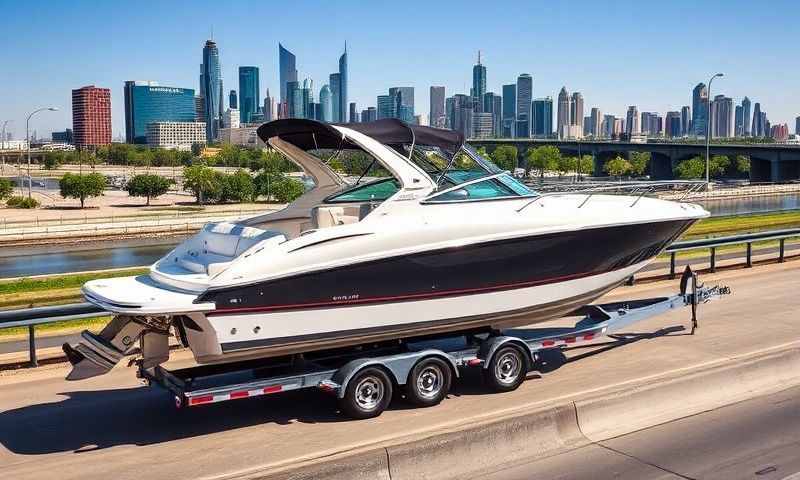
top-left (130, 267), bottom-right (729, 419)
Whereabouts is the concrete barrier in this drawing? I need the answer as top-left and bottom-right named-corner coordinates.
top-left (251, 343), bottom-right (800, 480)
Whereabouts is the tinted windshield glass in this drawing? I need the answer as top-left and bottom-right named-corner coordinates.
top-left (325, 178), bottom-right (400, 203)
top-left (404, 144), bottom-right (499, 189)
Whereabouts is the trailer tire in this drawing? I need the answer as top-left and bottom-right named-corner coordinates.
top-left (339, 367), bottom-right (393, 419)
top-left (404, 357), bottom-right (452, 407)
top-left (484, 345), bottom-right (527, 392)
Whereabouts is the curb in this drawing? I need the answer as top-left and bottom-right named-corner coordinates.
top-left (244, 343), bottom-right (800, 480)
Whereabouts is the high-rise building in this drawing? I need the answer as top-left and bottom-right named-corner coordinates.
top-left (711, 95), bottom-right (734, 138)
top-left (124, 81), bottom-right (196, 144)
top-left (337, 45), bottom-right (348, 123)
top-left (362, 107), bottom-right (377, 122)
top-left (430, 86), bottom-right (446, 129)
top-left (194, 95), bottom-right (205, 122)
top-left (515, 74), bottom-right (532, 138)
top-left (52, 129), bottom-right (73, 144)
top-left (501, 84), bottom-right (516, 138)
top-left (263, 89), bottom-right (273, 122)
top-left (279, 43), bottom-right (298, 117)
top-left (229, 90), bottom-right (238, 110)
top-left (72, 85), bottom-right (111, 148)
top-left (329, 73), bottom-right (341, 122)
top-left (691, 83), bottom-right (708, 137)
top-left (238, 66), bottom-right (260, 124)
top-left (556, 87), bottom-right (570, 139)
top-left (641, 112), bottom-right (660, 135)
top-left (751, 102), bottom-right (763, 137)
top-left (665, 111), bottom-right (682, 138)
top-left (319, 84), bottom-right (332, 122)
top-left (796, 116), bottom-right (800, 136)
top-left (734, 105), bottom-right (744, 137)
top-left (451, 94), bottom-right (473, 138)
top-left (532, 97), bottom-right (553, 138)
top-left (570, 92), bottom-right (584, 133)
top-left (146, 122), bottom-right (206, 148)
top-left (389, 87), bottom-right (414, 123)
top-left (472, 51), bottom-right (486, 110)
top-left (472, 112), bottom-right (493, 139)
top-left (626, 106), bottom-right (640, 136)
top-left (349, 102), bottom-right (358, 123)
top-left (377, 95), bottom-right (394, 120)
top-left (680, 106), bottom-right (691, 136)
top-left (602, 114), bottom-right (616, 138)
top-left (482, 92), bottom-right (501, 138)
top-left (223, 108), bottom-right (239, 129)
top-left (589, 107), bottom-right (602, 137)
top-left (771, 123), bottom-right (789, 142)
top-left (742, 97), bottom-right (752, 136)
top-left (201, 40), bottom-right (222, 141)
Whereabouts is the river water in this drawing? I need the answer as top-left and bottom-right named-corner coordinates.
top-left (1, 193), bottom-right (798, 279)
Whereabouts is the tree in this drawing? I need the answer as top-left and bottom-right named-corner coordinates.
top-left (183, 165), bottom-right (221, 204)
top-left (125, 174), bottom-right (173, 206)
top-left (219, 169), bottom-right (256, 203)
top-left (254, 170), bottom-right (284, 201)
top-left (736, 155), bottom-right (750, 174)
top-left (59, 172), bottom-right (106, 208)
top-left (604, 156), bottom-right (632, 178)
top-left (191, 143), bottom-right (204, 157)
top-left (557, 155), bottom-right (577, 178)
top-left (44, 152), bottom-right (63, 170)
top-left (577, 155), bottom-right (594, 175)
top-left (0, 178), bottom-right (13, 200)
top-left (673, 157), bottom-right (706, 179)
top-left (629, 152), bottom-right (651, 176)
top-left (490, 145), bottom-right (518, 171)
top-left (525, 145), bottom-right (560, 179)
top-left (271, 177), bottom-right (306, 203)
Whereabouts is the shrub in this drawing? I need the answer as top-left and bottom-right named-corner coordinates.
top-left (271, 178), bottom-right (305, 203)
top-left (219, 169), bottom-right (256, 203)
top-left (6, 196), bottom-right (40, 209)
top-left (0, 178), bottom-right (12, 200)
top-left (125, 174), bottom-right (174, 206)
top-left (603, 156), bottom-right (632, 177)
top-left (183, 165), bottom-right (221, 204)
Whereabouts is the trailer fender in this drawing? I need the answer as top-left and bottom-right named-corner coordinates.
top-left (478, 337), bottom-right (534, 371)
top-left (332, 350), bottom-right (459, 399)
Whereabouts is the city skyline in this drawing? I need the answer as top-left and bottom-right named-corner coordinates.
top-left (2, 0), bottom-right (799, 139)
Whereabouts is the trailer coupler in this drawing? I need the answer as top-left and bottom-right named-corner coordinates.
top-left (678, 266), bottom-right (731, 334)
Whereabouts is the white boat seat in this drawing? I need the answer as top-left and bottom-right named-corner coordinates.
top-left (177, 223), bottom-right (286, 277)
top-left (312, 204), bottom-right (371, 229)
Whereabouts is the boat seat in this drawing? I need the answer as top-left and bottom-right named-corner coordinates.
top-left (177, 223), bottom-right (285, 277)
top-left (312, 204), bottom-right (372, 229)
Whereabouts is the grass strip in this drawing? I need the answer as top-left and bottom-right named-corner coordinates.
top-left (684, 210), bottom-right (800, 239)
top-left (0, 268), bottom-right (149, 296)
top-left (0, 316), bottom-right (110, 339)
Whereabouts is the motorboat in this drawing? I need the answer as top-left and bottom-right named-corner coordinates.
top-left (64, 119), bottom-right (709, 380)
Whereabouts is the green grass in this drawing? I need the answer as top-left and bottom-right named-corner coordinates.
top-left (0, 268), bottom-right (149, 296)
top-left (0, 316), bottom-right (110, 339)
top-left (684, 210), bottom-right (800, 240)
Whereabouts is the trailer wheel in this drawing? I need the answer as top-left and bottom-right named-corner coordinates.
top-left (404, 357), bottom-right (452, 407)
top-left (484, 345), bottom-right (527, 392)
top-left (339, 367), bottom-right (393, 419)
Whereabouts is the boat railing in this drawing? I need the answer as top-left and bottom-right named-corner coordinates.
top-left (517, 180), bottom-right (707, 212)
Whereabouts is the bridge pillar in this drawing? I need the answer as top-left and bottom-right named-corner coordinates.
top-left (649, 152), bottom-right (673, 180)
top-left (750, 157), bottom-right (771, 182)
top-left (770, 158), bottom-right (800, 182)
top-left (593, 151), bottom-right (616, 177)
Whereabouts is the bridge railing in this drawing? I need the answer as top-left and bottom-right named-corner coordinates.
top-left (1, 226), bottom-right (798, 368)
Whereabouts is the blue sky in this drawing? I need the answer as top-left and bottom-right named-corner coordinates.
top-left (1, 0), bottom-right (798, 138)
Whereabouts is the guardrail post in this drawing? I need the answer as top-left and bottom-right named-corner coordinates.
top-left (669, 252), bottom-right (676, 279)
top-left (779, 239), bottom-right (785, 262)
top-left (746, 243), bottom-right (752, 268)
top-left (28, 325), bottom-right (38, 367)
top-left (709, 247), bottom-right (716, 273)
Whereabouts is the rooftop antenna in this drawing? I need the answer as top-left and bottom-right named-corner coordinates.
top-left (210, 25), bottom-right (214, 40)
top-left (477, 49), bottom-right (481, 65)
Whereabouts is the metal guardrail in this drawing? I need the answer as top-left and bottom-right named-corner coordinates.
top-left (0, 227), bottom-right (798, 368)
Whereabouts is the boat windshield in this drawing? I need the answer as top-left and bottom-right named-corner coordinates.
top-left (403, 144), bottom-right (536, 202)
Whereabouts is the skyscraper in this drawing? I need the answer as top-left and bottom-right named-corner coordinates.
top-left (570, 92), bottom-right (584, 134)
top-left (229, 90), bottom-right (238, 110)
top-left (349, 102), bottom-right (358, 123)
top-left (377, 95), bottom-right (394, 120)
top-left (264, 89), bottom-right (273, 121)
top-left (337, 44), bottom-right (348, 123)
top-left (472, 51), bottom-right (486, 110)
top-left (124, 81), bottom-right (196, 144)
top-left (556, 87), bottom-right (570, 139)
top-left (665, 111), bottom-right (681, 138)
top-left (238, 66), bottom-right (260, 124)
top-left (626, 106), bottom-right (640, 136)
top-left (735, 105), bottom-right (744, 137)
top-left (532, 97), bottom-right (553, 138)
top-left (482, 92), bottom-right (501, 137)
top-left (329, 73), bottom-right (341, 122)
top-left (279, 43), bottom-right (298, 117)
top-left (430, 86), bottom-right (446, 129)
top-left (515, 74), bottom-right (532, 138)
top-left (691, 83), bottom-right (708, 137)
top-left (589, 107), bottom-right (602, 137)
top-left (389, 87), bottom-right (414, 123)
top-left (742, 97), bottom-right (751, 136)
top-left (796, 116), bottom-right (800, 136)
top-left (72, 85), bottom-right (111, 148)
top-left (319, 84), bottom-right (332, 122)
top-left (201, 40), bottom-right (222, 141)
top-left (602, 114), bottom-right (616, 138)
top-left (680, 106), bottom-right (691, 136)
top-left (501, 84), bottom-right (516, 138)
top-left (752, 102), bottom-right (763, 137)
top-left (711, 95), bottom-right (734, 138)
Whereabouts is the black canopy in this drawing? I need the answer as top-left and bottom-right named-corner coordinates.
top-left (256, 118), bottom-right (464, 153)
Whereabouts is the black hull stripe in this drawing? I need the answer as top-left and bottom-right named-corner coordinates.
top-left (218, 283), bottom-right (617, 353)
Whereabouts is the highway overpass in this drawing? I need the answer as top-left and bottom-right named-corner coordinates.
top-left (469, 139), bottom-right (800, 182)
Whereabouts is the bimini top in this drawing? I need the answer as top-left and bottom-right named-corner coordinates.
top-left (256, 118), bottom-right (465, 153)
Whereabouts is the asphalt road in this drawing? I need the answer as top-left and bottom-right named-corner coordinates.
top-left (0, 263), bottom-right (797, 480)
top-left (479, 385), bottom-right (800, 480)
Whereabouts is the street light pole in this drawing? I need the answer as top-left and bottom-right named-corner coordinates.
top-left (1, 120), bottom-right (10, 174)
top-left (706, 73), bottom-right (724, 187)
top-left (26, 107), bottom-right (59, 198)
